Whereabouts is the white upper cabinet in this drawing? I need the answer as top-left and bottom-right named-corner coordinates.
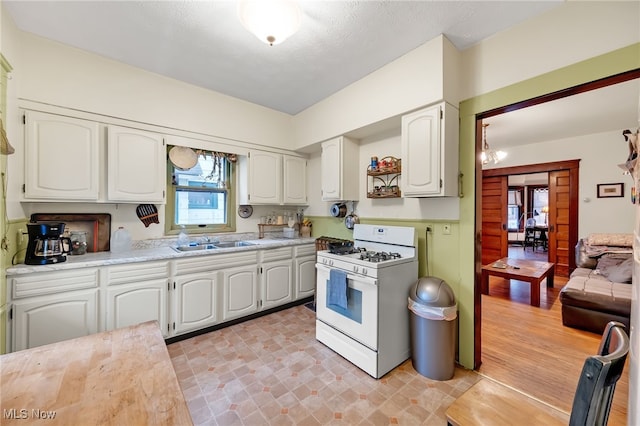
top-left (401, 102), bottom-right (459, 197)
top-left (107, 125), bottom-right (166, 203)
top-left (321, 136), bottom-right (359, 201)
top-left (247, 150), bottom-right (282, 204)
top-left (282, 155), bottom-right (307, 205)
top-left (24, 111), bottom-right (100, 200)
top-left (239, 150), bottom-right (307, 205)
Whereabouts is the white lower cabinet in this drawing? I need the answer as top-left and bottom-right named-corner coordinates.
top-left (9, 268), bottom-right (99, 351)
top-left (7, 244), bottom-right (315, 351)
top-left (173, 272), bottom-right (219, 335)
top-left (260, 247), bottom-right (293, 309)
top-left (294, 244), bottom-right (316, 300)
top-left (222, 266), bottom-right (258, 320)
top-left (105, 261), bottom-right (170, 336)
top-left (12, 289), bottom-right (98, 352)
top-left (106, 282), bottom-right (168, 336)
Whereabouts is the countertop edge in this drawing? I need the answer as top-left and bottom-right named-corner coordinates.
top-left (6, 238), bottom-right (316, 276)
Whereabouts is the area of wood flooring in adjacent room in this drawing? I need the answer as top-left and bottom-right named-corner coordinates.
top-left (479, 267), bottom-right (629, 426)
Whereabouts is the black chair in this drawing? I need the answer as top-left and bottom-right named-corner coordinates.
top-left (569, 321), bottom-right (630, 426)
top-left (523, 218), bottom-right (537, 250)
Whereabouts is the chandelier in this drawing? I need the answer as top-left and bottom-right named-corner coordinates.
top-left (238, 0), bottom-right (302, 46)
top-left (481, 123), bottom-right (507, 165)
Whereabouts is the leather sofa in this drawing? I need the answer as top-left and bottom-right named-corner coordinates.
top-left (559, 237), bottom-right (632, 334)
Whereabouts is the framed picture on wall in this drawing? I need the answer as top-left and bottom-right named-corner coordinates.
top-left (597, 183), bottom-right (624, 198)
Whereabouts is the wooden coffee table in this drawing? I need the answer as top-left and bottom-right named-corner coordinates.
top-left (481, 257), bottom-right (555, 307)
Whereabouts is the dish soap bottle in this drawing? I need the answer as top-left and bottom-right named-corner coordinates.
top-left (111, 227), bottom-right (132, 253)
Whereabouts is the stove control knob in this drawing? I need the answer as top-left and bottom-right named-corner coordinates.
top-left (362, 268), bottom-right (368, 276)
top-left (353, 266), bottom-right (358, 273)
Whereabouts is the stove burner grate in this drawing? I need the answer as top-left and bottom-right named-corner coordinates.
top-left (359, 251), bottom-right (402, 263)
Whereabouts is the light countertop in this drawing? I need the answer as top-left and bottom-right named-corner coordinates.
top-left (6, 237), bottom-right (316, 276)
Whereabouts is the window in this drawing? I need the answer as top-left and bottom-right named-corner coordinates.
top-left (531, 187), bottom-right (549, 226)
top-left (167, 149), bottom-right (235, 234)
top-left (507, 187), bottom-right (523, 230)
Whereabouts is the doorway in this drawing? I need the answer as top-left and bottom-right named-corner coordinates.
top-left (474, 69), bottom-right (640, 370)
top-left (481, 160), bottom-right (579, 277)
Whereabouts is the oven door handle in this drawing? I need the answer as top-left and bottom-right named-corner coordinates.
top-left (316, 263), bottom-right (378, 286)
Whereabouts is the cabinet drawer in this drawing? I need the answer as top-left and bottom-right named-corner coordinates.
top-left (261, 247), bottom-right (293, 262)
top-left (106, 261), bottom-right (169, 285)
top-left (294, 244), bottom-right (316, 257)
top-left (12, 269), bottom-right (99, 299)
top-left (175, 251), bottom-right (258, 276)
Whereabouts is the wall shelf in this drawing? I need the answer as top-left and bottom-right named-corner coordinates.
top-left (367, 156), bottom-right (401, 198)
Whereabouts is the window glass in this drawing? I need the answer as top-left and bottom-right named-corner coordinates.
top-left (507, 188), bottom-right (523, 230)
top-left (167, 150), bottom-right (235, 233)
top-left (532, 188), bottom-right (549, 225)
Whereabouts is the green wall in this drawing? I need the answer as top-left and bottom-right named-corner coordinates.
top-left (458, 42), bottom-right (640, 368)
top-left (311, 42), bottom-right (640, 370)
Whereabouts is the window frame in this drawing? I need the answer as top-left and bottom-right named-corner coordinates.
top-left (165, 150), bottom-right (236, 235)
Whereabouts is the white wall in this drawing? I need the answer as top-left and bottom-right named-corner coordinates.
top-left (460, 1), bottom-right (640, 100)
top-left (485, 129), bottom-right (634, 236)
top-left (15, 33), bottom-right (293, 152)
top-left (292, 35), bottom-right (457, 151)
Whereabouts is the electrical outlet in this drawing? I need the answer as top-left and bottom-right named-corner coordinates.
top-left (17, 229), bottom-right (28, 250)
top-left (443, 224), bottom-right (451, 235)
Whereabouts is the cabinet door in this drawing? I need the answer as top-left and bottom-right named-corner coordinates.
top-left (106, 280), bottom-right (168, 336)
top-left (107, 125), bottom-right (166, 203)
top-left (12, 289), bottom-right (98, 351)
top-left (222, 266), bottom-right (258, 320)
top-left (248, 150), bottom-right (282, 204)
top-left (283, 155), bottom-right (307, 205)
top-left (174, 273), bottom-right (218, 335)
top-left (24, 111), bottom-right (100, 200)
top-left (295, 255), bottom-right (316, 300)
top-left (261, 259), bottom-right (293, 309)
top-left (401, 105), bottom-right (442, 197)
top-left (321, 136), bottom-right (359, 201)
top-left (321, 138), bottom-right (342, 201)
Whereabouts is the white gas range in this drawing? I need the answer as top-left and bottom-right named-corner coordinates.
top-left (315, 224), bottom-right (418, 378)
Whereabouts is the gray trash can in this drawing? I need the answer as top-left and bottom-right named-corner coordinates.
top-left (408, 276), bottom-right (457, 380)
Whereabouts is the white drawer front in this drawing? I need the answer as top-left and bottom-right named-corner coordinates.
top-left (175, 251), bottom-right (258, 276)
top-left (294, 244), bottom-right (316, 257)
top-left (106, 261), bottom-right (169, 285)
top-left (12, 269), bottom-right (99, 299)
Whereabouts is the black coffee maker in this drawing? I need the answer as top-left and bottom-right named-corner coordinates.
top-left (25, 222), bottom-right (72, 265)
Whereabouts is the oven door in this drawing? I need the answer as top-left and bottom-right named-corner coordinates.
top-left (315, 263), bottom-right (378, 350)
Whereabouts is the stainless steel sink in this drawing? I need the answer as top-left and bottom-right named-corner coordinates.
top-left (172, 241), bottom-right (255, 252)
top-left (213, 241), bottom-right (255, 248)
top-left (173, 243), bottom-right (219, 252)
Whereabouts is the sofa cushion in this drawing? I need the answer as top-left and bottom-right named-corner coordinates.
top-left (595, 255), bottom-right (633, 283)
top-left (560, 273), bottom-right (631, 318)
top-left (587, 233), bottom-right (633, 247)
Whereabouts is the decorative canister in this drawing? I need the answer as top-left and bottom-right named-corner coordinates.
top-left (70, 231), bottom-right (88, 255)
top-left (300, 225), bottom-right (312, 238)
top-left (371, 156), bottom-right (378, 170)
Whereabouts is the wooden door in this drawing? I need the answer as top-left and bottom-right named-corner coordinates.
top-left (481, 176), bottom-right (508, 265)
top-left (548, 170), bottom-right (573, 277)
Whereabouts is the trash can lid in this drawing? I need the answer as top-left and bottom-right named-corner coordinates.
top-left (410, 276), bottom-right (455, 307)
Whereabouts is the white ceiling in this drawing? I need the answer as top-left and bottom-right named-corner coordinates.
top-left (4, 0), bottom-right (562, 115)
top-left (4, 1), bottom-right (638, 149)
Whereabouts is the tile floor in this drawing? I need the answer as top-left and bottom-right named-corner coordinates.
top-left (168, 305), bottom-right (480, 425)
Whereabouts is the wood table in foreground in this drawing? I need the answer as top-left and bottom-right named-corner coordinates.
top-left (481, 257), bottom-right (555, 307)
top-left (0, 321), bottom-right (192, 425)
top-left (446, 378), bottom-right (569, 425)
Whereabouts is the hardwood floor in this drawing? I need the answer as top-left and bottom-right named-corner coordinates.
top-left (479, 254), bottom-right (629, 425)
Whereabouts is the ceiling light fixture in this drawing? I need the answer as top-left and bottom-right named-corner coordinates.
top-left (238, 0), bottom-right (302, 46)
top-left (480, 123), bottom-right (507, 165)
